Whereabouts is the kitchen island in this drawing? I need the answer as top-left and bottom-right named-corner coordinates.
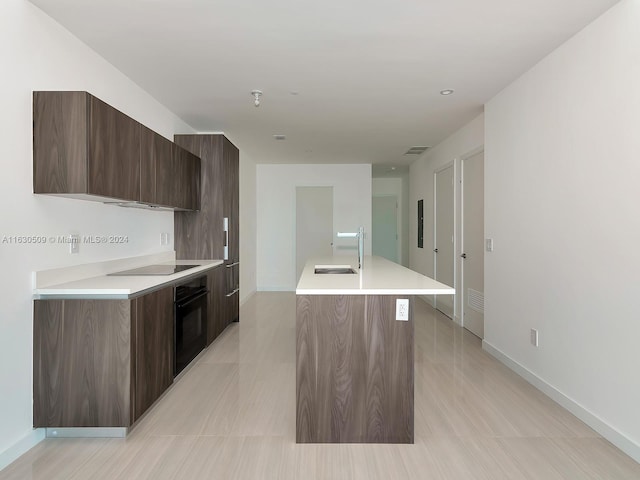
top-left (295, 256), bottom-right (454, 443)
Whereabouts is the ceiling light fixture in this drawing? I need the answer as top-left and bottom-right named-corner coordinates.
top-left (251, 90), bottom-right (263, 107)
top-left (440, 89), bottom-right (455, 96)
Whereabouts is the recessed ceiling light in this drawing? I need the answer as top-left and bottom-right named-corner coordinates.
top-left (440, 89), bottom-right (455, 96)
top-left (273, 134), bottom-right (286, 140)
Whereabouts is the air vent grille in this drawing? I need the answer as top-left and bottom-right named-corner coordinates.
top-left (273, 134), bottom-right (286, 141)
top-left (404, 146), bottom-right (430, 155)
top-left (467, 288), bottom-right (484, 314)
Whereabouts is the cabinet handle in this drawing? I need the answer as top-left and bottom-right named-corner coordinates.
top-left (225, 288), bottom-right (240, 298)
top-left (226, 261), bottom-right (240, 268)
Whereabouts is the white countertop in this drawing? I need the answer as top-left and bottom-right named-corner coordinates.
top-left (296, 256), bottom-right (455, 295)
top-left (35, 259), bottom-right (223, 298)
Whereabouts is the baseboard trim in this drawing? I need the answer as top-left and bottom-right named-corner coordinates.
top-left (482, 340), bottom-right (640, 464)
top-left (45, 427), bottom-right (127, 438)
top-left (257, 286), bottom-right (295, 292)
top-left (0, 429), bottom-right (45, 471)
top-left (239, 289), bottom-right (256, 306)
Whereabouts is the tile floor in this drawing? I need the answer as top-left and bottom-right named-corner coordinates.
top-left (1, 292), bottom-right (639, 479)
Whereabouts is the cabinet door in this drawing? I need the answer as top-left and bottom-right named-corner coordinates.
top-left (223, 137), bottom-right (240, 263)
top-left (33, 91), bottom-right (89, 194)
top-left (174, 135), bottom-right (224, 259)
top-left (88, 95), bottom-right (140, 201)
top-left (163, 145), bottom-right (200, 211)
top-left (140, 126), bottom-right (171, 205)
top-left (33, 299), bottom-right (133, 428)
top-left (207, 266), bottom-right (227, 344)
top-left (134, 287), bottom-right (174, 421)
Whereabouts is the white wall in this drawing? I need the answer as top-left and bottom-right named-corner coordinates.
top-left (0, 0), bottom-right (195, 468)
top-left (372, 177), bottom-right (409, 266)
top-left (484, 0), bottom-right (640, 461)
top-left (256, 164), bottom-right (372, 291)
top-left (239, 151), bottom-right (257, 303)
top-left (409, 114), bottom-right (484, 317)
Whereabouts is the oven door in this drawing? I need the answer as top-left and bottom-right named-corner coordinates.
top-left (174, 282), bottom-right (208, 376)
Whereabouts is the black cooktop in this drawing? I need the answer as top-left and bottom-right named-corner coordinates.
top-left (107, 264), bottom-right (201, 276)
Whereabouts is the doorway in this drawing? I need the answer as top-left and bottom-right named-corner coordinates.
top-left (461, 150), bottom-right (484, 338)
top-left (372, 195), bottom-right (398, 263)
top-left (434, 164), bottom-right (455, 319)
top-left (296, 186), bottom-right (334, 282)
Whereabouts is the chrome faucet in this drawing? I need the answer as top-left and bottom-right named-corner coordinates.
top-left (337, 226), bottom-right (364, 269)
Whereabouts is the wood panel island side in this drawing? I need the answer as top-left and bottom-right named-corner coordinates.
top-left (295, 256), bottom-right (454, 444)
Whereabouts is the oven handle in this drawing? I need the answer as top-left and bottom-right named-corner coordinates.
top-left (176, 289), bottom-right (209, 309)
top-left (225, 288), bottom-right (240, 298)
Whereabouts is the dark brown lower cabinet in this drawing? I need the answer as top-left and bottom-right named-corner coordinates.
top-left (33, 286), bottom-right (174, 428)
top-left (206, 265), bottom-right (226, 345)
top-left (134, 287), bottom-right (173, 420)
top-left (296, 294), bottom-right (414, 444)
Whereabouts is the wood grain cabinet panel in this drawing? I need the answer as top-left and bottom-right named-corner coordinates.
top-left (206, 265), bottom-right (227, 345)
top-left (134, 287), bottom-right (174, 421)
top-left (33, 91), bottom-right (200, 211)
top-left (87, 95), bottom-right (140, 201)
top-left (34, 298), bottom-right (133, 427)
top-left (140, 127), bottom-right (200, 211)
top-left (174, 134), bottom-right (239, 329)
top-left (33, 286), bottom-right (175, 429)
top-left (296, 295), bottom-right (414, 443)
top-left (164, 145), bottom-right (200, 211)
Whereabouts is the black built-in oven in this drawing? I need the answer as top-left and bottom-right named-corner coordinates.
top-left (174, 276), bottom-right (208, 376)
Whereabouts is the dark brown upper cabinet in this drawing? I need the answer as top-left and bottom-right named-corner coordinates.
top-left (140, 126), bottom-right (200, 211)
top-left (33, 91), bottom-right (200, 211)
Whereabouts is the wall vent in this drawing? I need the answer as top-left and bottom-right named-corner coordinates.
top-left (404, 146), bottom-right (430, 155)
top-left (467, 288), bottom-right (484, 314)
top-left (273, 134), bottom-right (286, 140)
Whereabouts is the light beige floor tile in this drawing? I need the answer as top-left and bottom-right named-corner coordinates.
top-left (1, 292), bottom-right (638, 480)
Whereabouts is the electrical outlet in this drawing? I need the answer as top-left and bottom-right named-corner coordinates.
top-left (69, 234), bottom-right (79, 254)
top-left (396, 299), bottom-right (409, 321)
top-left (160, 232), bottom-right (170, 245)
top-left (530, 328), bottom-right (539, 347)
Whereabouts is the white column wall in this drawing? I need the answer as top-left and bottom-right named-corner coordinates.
top-left (484, 0), bottom-right (640, 461)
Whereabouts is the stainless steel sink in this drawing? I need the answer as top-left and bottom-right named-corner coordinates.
top-left (314, 265), bottom-right (357, 274)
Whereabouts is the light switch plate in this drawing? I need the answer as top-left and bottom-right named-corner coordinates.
top-left (69, 234), bottom-right (79, 254)
top-left (486, 238), bottom-right (494, 252)
top-left (396, 299), bottom-right (409, 321)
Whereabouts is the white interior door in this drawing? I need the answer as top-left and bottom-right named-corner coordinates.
top-left (372, 195), bottom-right (398, 263)
top-left (296, 187), bottom-right (334, 282)
top-left (462, 151), bottom-right (484, 338)
top-left (434, 164), bottom-right (455, 318)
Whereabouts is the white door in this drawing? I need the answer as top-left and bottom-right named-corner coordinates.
top-left (372, 195), bottom-right (398, 263)
top-left (462, 151), bottom-right (484, 338)
top-left (296, 187), bottom-right (334, 282)
top-left (434, 164), bottom-right (455, 318)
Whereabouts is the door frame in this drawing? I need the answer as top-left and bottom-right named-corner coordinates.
top-left (459, 146), bottom-right (484, 329)
top-left (433, 161), bottom-right (457, 318)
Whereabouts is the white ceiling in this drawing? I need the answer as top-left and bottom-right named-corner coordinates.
top-left (29, 0), bottom-right (619, 166)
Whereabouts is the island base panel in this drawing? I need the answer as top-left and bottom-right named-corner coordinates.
top-left (296, 294), bottom-right (414, 443)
